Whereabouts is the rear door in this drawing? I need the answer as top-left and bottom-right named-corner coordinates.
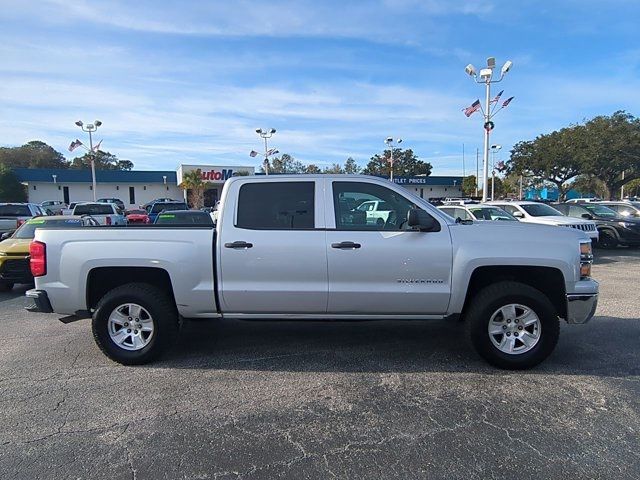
top-left (325, 179), bottom-right (452, 315)
top-left (218, 178), bottom-right (328, 314)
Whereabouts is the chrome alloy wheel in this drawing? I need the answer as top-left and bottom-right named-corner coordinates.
top-left (488, 303), bottom-right (541, 355)
top-left (107, 303), bottom-right (154, 351)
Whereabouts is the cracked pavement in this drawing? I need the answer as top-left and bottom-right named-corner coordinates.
top-left (0, 249), bottom-right (639, 479)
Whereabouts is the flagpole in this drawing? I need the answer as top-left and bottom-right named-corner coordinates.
top-left (482, 80), bottom-right (491, 202)
top-left (475, 148), bottom-right (479, 197)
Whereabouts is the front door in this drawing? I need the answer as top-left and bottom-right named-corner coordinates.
top-left (325, 179), bottom-right (452, 315)
top-left (218, 179), bottom-right (328, 314)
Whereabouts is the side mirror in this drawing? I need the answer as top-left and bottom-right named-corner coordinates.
top-left (1, 232), bottom-right (13, 241)
top-left (512, 211), bottom-right (524, 218)
top-left (581, 213), bottom-right (593, 220)
top-left (407, 209), bottom-right (440, 232)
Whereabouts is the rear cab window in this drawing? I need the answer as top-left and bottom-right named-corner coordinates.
top-left (236, 182), bottom-right (315, 230)
top-left (74, 204), bottom-right (114, 215)
top-left (0, 205), bottom-right (31, 216)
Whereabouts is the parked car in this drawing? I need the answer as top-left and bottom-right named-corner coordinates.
top-left (146, 201), bottom-right (188, 223)
top-left (61, 202), bottom-right (79, 216)
top-left (356, 200), bottom-right (394, 226)
top-left (40, 200), bottom-right (66, 214)
top-left (0, 215), bottom-right (98, 291)
top-left (125, 209), bottom-right (150, 224)
top-left (27, 175), bottom-right (597, 370)
top-left (0, 203), bottom-right (46, 235)
top-left (97, 197), bottom-right (125, 211)
top-left (154, 210), bottom-right (214, 225)
top-left (141, 198), bottom-right (180, 211)
top-left (72, 203), bottom-right (126, 225)
top-left (488, 201), bottom-right (599, 242)
top-left (597, 201), bottom-right (640, 219)
top-left (566, 198), bottom-right (601, 203)
top-left (554, 203), bottom-right (640, 248)
top-left (438, 204), bottom-right (518, 222)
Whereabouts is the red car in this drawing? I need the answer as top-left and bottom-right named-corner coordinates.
top-left (124, 209), bottom-right (150, 224)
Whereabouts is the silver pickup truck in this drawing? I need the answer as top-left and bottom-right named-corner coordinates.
top-left (26, 175), bottom-right (598, 369)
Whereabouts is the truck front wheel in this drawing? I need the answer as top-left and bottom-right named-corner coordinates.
top-left (465, 281), bottom-right (560, 369)
top-left (92, 283), bottom-right (178, 365)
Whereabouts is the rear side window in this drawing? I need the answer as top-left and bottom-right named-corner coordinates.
top-left (0, 205), bottom-right (31, 216)
top-left (237, 182), bottom-right (314, 229)
top-left (74, 204), bottom-right (114, 215)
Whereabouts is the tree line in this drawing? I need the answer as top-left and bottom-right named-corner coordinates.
top-left (0, 140), bottom-right (134, 201)
top-left (504, 111), bottom-right (640, 200)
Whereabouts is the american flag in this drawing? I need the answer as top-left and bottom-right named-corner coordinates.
top-left (496, 160), bottom-right (506, 171)
top-left (490, 90), bottom-right (504, 104)
top-left (249, 150), bottom-right (259, 157)
top-left (463, 99), bottom-right (481, 117)
top-left (502, 96), bottom-right (515, 107)
top-left (68, 139), bottom-right (83, 152)
top-left (92, 140), bottom-right (102, 152)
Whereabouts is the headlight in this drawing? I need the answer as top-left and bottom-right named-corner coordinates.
top-left (579, 241), bottom-right (593, 278)
top-left (618, 221), bottom-right (633, 228)
top-left (0, 252), bottom-right (6, 256)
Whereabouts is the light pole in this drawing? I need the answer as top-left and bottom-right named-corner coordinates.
top-left (490, 144), bottom-right (502, 200)
top-left (255, 128), bottom-right (277, 175)
top-left (464, 57), bottom-right (513, 202)
top-left (75, 120), bottom-right (102, 201)
top-left (384, 137), bottom-right (402, 182)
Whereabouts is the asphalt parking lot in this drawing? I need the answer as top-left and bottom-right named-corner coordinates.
top-left (0, 250), bottom-right (639, 480)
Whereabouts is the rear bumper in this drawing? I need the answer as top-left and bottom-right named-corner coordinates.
top-left (25, 289), bottom-right (53, 313)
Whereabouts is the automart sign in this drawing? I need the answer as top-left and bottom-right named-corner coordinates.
top-left (200, 169), bottom-right (234, 182)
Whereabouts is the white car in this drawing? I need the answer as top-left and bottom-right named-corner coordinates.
top-left (72, 202), bottom-right (126, 225)
top-left (356, 200), bottom-right (393, 226)
top-left (438, 204), bottom-right (518, 222)
top-left (488, 201), bottom-right (599, 242)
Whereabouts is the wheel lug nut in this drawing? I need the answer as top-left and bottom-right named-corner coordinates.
top-left (134, 330), bottom-right (138, 334)
top-left (507, 319), bottom-right (511, 323)
top-left (518, 326), bottom-right (523, 330)
top-left (502, 325), bottom-right (507, 330)
top-left (128, 317), bottom-right (132, 321)
top-left (127, 329), bottom-right (131, 333)
top-left (124, 322), bottom-right (128, 327)
top-left (506, 332), bottom-right (511, 336)
top-left (515, 319), bottom-right (519, 323)
top-left (135, 318), bottom-right (139, 321)
top-left (514, 332), bottom-right (519, 337)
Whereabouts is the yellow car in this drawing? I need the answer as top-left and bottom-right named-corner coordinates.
top-left (0, 215), bottom-right (99, 291)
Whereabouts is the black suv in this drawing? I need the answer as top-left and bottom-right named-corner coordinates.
top-left (555, 203), bottom-right (640, 248)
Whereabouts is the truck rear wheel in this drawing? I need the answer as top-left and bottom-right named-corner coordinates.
top-left (92, 283), bottom-right (178, 365)
top-left (465, 281), bottom-right (559, 369)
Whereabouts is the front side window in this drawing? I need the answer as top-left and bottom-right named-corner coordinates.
top-left (582, 204), bottom-right (619, 218)
top-left (237, 182), bottom-right (314, 230)
top-left (333, 182), bottom-right (416, 230)
top-left (521, 203), bottom-right (562, 217)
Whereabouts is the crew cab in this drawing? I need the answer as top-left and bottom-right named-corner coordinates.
top-left (488, 201), bottom-right (599, 242)
top-left (0, 203), bottom-right (47, 235)
top-left (26, 175), bottom-right (599, 369)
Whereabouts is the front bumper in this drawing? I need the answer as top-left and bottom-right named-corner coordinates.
top-left (0, 257), bottom-right (32, 284)
top-left (566, 278), bottom-right (599, 324)
top-left (25, 289), bottom-right (53, 313)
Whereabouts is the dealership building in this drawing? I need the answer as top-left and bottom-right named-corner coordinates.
top-left (14, 165), bottom-right (462, 207)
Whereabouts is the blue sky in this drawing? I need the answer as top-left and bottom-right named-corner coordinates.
top-left (2, 0), bottom-right (640, 175)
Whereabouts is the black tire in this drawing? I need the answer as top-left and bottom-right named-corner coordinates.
top-left (465, 281), bottom-right (560, 370)
top-left (0, 281), bottom-right (14, 292)
top-left (92, 283), bottom-right (179, 365)
top-left (596, 229), bottom-right (618, 249)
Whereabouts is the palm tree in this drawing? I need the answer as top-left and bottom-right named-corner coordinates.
top-left (179, 169), bottom-right (206, 208)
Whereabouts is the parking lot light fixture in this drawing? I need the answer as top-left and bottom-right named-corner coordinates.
top-left (464, 57), bottom-right (513, 202)
top-left (75, 120), bottom-right (102, 201)
top-left (384, 137), bottom-right (403, 182)
top-left (255, 128), bottom-right (277, 175)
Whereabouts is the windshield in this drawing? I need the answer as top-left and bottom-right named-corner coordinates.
top-left (13, 218), bottom-right (85, 239)
top-left (582, 204), bottom-right (619, 218)
top-left (74, 204), bottom-right (114, 215)
top-left (155, 212), bottom-right (213, 225)
top-left (0, 205), bottom-right (31, 217)
top-left (468, 207), bottom-right (517, 221)
top-left (151, 202), bottom-right (188, 213)
top-left (521, 203), bottom-right (562, 217)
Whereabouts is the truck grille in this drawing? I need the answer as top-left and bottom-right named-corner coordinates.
top-left (565, 224), bottom-right (596, 232)
top-left (0, 259), bottom-right (31, 282)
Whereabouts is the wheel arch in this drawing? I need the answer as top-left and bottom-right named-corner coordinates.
top-left (86, 267), bottom-right (177, 311)
top-left (461, 265), bottom-right (567, 320)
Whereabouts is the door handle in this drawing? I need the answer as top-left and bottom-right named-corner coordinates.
top-left (224, 241), bottom-right (253, 249)
top-left (331, 241), bottom-right (361, 249)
